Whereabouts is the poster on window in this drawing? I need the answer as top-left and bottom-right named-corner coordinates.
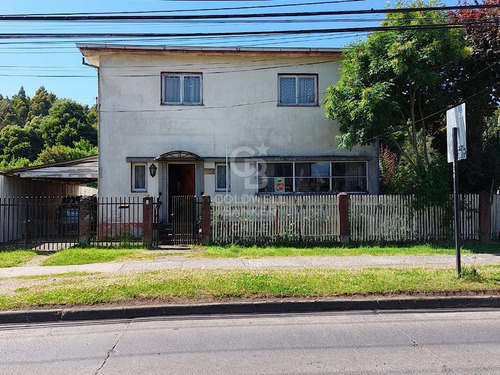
top-left (274, 178), bottom-right (285, 193)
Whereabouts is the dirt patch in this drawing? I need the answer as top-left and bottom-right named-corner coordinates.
top-left (4, 291), bottom-right (500, 312)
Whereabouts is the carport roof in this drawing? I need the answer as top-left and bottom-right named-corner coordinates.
top-left (0, 155), bottom-right (98, 184)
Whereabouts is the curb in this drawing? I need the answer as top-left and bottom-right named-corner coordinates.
top-left (1, 296), bottom-right (499, 324)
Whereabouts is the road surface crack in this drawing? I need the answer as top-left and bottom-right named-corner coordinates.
top-left (93, 321), bottom-right (131, 375)
top-left (376, 312), bottom-right (457, 374)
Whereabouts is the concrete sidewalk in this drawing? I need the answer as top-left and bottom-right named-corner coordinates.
top-left (1, 253), bottom-right (499, 278)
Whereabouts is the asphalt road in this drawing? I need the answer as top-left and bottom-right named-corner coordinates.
top-left (0, 309), bottom-right (499, 374)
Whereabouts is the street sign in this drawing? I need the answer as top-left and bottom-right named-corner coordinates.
top-left (447, 103), bottom-right (466, 163)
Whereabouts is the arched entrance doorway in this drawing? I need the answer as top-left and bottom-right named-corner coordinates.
top-left (154, 151), bottom-right (203, 222)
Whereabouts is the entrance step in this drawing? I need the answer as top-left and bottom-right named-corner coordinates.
top-left (157, 223), bottom-right (174, 245)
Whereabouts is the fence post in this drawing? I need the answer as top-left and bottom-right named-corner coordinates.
top-left (78, 196), bottom-right (92, 246)
top-left (201, 194), bottom-right (211, 244)
top-left (338, 192), bottom-right (350, 244)
top-left (143, 196), bottom-right (154, 248)
top-left (479, 191), bottom-right (491, 243)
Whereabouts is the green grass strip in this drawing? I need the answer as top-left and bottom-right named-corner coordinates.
top-left (41, 248), bottom-right (159, 266)
top-left (0, 250), bottom-right (37, 268)
top-left (1, 266), bottom-right (499, 310)
top-left (192, 244), bottom-right (481, 258)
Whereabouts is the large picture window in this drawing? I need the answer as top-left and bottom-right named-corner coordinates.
top-left (258, 161), bottom-right (367, 193)
top-left (278, 74), bottom-right (317, 106)
top-left (162, 73), bottom-right (202, 105)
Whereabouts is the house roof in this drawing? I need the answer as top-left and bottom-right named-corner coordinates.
top-left (0, 155), bottom-right (98, 183)
top-left (77, 43), bottom-right (342, 66)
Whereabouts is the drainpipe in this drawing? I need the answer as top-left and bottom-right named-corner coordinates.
top-left (376, 137), bottom-right (381, 195)
top-left (81, 57), bottom-right (100, 196)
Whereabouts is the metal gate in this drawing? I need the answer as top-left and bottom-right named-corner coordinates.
top-left (0, 196), bottom-right (80, 251)
top-left (170, 195), bottom-right (201, 244)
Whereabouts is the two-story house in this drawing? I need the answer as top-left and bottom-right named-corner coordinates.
top-left (78, 44), bottom-right (379, 220)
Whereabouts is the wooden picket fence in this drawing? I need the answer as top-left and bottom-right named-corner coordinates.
top-left (491, 194), bottom-right (500, 239)
top-left (349, 194), bottom-right (479, 242)
top-left (211, 195), bottom-right (339, 244)
top-left (211, 194), bottom-right (482, 244)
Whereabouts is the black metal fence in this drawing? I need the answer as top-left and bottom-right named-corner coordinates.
top-left (171, 195), bottom-right (201, 245)
top-left (0, 196), bottom-right (80, 250)
top-left (0, 196), bottom-right (161, 251)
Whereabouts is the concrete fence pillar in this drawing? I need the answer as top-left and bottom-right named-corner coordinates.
top-left (201, 194), bottom-right (211, 244)
top-left (479, 191), bottom-right (491, 243)
top-left (78, 196), bottom-right (92, 246)
top-left (143, 196), bottom-right (154, 248)
top-left (338, 192), bottom-right (350, 244)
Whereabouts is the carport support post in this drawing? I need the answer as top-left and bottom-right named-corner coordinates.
top-left (78, 196), bottom-right (92, 246)
top-left (338, 192), bottom-right (350, 244)
top-left (143, 196), bottom-right (154, 248)
top-left (201, 194), bottom-right (211, 244)
top-left (479, 191), bottom-right (491, 243)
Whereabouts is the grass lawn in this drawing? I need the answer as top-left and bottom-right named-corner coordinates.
top-left (41, 248), bottom-right (166, 266)
top-left (2, 242), bottom-right (498, 268)
top-left (191, 242), bottom-right (500, 258)
top-left (0, 250), bottom-right (37, 268)
top-left (1, 266), bottom-right (499, 310)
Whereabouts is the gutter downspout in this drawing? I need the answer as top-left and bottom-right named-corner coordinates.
top-left (81, 57), bottom-right (100, 197)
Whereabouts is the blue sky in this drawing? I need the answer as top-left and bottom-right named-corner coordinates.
top-left (0, 0), bottom-right (459, 106)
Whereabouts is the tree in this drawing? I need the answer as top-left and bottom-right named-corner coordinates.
top-left (444, 0), bottom-right (500, 192)
top-left (0, 88), bottom-right (98, 170)
top-left (324, 0), bottom-right (469, 194)
top-left (39, 99), bottom-right (97, 148)
top-left (28, 86), bottom-right (56, 119)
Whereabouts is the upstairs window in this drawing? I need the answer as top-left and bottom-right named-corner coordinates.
top-left (278, 74), bottom-right (317, 106)
top-left (162, 73), bottom-right (202, 105)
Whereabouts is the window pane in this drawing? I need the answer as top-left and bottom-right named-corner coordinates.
top-left (332, 177), bottom-right (366, 192)
top-left (216, 165), bottom-right (227, 190)
top-left (295, 162), bottom-right (329, 178)
top-left (298, 77), bottom-right (316, 104)
top-left (164, 75), bottom-right (181, 103)
top-left (295, 177), bottom-right (330, 193)
top-left (134, 165), bottom-right (146, 190)
top-left (332, 162), bottom-right (366, 177)
top-left (184, 76), bottom-right (201, 103)
top-left (279, 77), bottom-right (296, 105)
top-left (345, 162), bottom-right (366, 177)
top-left (259, 163), bottom-right (293, 178)
top-left (258, 177), bottom-right (293, 193)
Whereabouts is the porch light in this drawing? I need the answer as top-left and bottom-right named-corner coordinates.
top-left (149, 163), bottom-right (157, 177)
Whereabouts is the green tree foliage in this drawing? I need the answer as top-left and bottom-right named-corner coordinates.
top-left (0, 87), bottom-right (98, 170)
top-left (443, 0), bottom-right (500, 192)
top-left (28, 86), bottom-right (56, 119)
top-left (325, 0), bottom-right (468, 175)
top-left (39, 99), bottom-right (97, 148)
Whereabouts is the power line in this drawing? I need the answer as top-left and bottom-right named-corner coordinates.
top-left (0, 4), bottom-right (497, 21)
top-left (1, 0), bottom-right (365, 17)
top-left (1, 22), bottom-right (496, 40)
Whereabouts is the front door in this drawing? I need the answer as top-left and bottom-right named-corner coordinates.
top-left (168, 164), bottom-right (195, 218)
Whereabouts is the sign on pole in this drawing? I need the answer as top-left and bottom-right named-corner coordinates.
top-left (447, 103), bottom-right (467, 163)
top-left (447, 103), bottom-right (466, 278)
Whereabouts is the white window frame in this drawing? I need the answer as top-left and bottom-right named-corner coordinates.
top-left (278, 74), bottom-right (318, 106)
top-left (161, 73), bottom-right (203, 105)
top-left (215, 163), bottom-right (230, 192)
top-left (131, 163), bottom-right (147, 192)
